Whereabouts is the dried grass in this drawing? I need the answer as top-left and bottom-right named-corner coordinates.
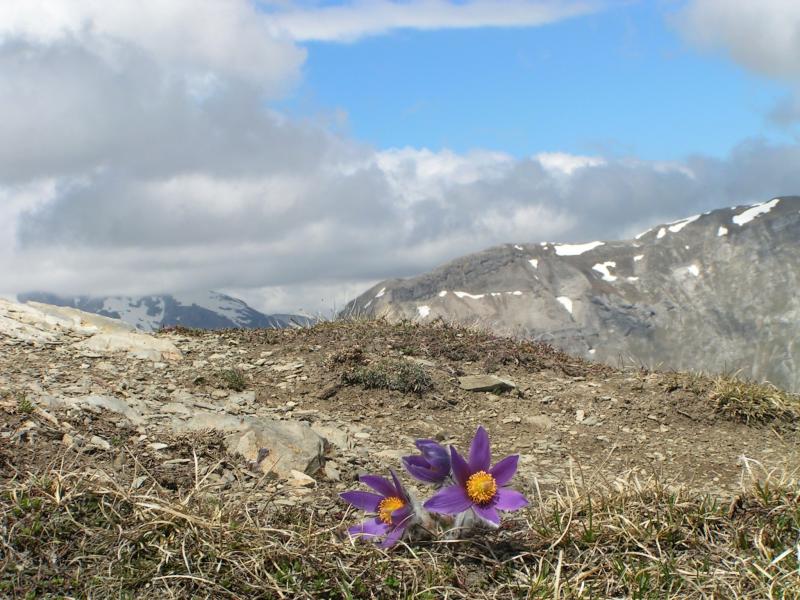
top-left (3, 459), bottom-right (798, 598)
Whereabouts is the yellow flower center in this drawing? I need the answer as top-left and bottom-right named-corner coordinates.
top-left (466, 471), bottom-right (497, 505)
top-left (378, 496), bottom-right (405, 524)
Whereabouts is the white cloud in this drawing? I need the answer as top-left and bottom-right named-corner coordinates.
top-left (0, 0), bottom-right (305, 92)
top-left (678, 0), bottom-right (800, 83)
top-left (535, 152), bottom-right (605, 175)
top-left (375, 148), bottom-right (514, 204)
top-left (677, 0), bottom-right (800, 124)
top-left (269, 0), bottom-right (604, 42)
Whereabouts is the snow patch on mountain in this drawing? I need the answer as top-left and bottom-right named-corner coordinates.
top-left (454, 291), bottom-right (485, 300)
top-left (668, 215), bottom-right (700, 233)
top-left (554, 241), bottom-right (604, 256)
top-left (733, 198), bottom-right (780, 226)
top-left (592, 261), bottom-right (617, 282)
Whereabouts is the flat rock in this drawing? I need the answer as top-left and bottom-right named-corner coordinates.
top-left (311, 424), bottom-right (353, 451)
top-left (458, 375), bottom-right (516, 393)
top-left (177, 412), bottom-right (326, 478)
top-left (73, 332), bottom-right (182, 361)
top-left (287, 470), bottom-right (316, 487)
top-left (37, 393), bottom-right (145, 425)
top-left (0, 299), bottom-right (182, 362)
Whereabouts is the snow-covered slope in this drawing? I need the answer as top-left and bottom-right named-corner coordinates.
top-left (346, 197), bottom-right (800, 391)
top-left (17, 291), bottom-right (314, 332)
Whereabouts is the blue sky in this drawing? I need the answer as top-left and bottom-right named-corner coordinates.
top-left (282, 1), bottom-right (789, 160)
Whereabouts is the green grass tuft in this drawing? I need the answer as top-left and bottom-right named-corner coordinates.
top-left (16, 395), bottom-right (34, 415)
top-left (343, 359), bottom-right (434, 395)
top-left (219, 368), bottom-right (247, 392)
top-left (711, 375), bottom-right (800, 426)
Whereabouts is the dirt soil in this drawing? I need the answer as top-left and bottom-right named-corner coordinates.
top-left (5, 319), bottom-right (796, 499)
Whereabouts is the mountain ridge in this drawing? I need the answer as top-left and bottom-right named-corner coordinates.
top-left (346, 196), bottom-right (800, 391)
top-left (17, 290), bottom-right (313, 332)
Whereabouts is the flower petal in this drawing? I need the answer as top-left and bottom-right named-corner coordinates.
top-left (415, 439), bottom-right (440, 451)
top-left (348, 519), bottom-right (389, 539)
top-left (494, 487), bottom-right (529, 511)
top-left (417, 439), bottom-right (450, 468)
top-left (380, 524), bottom-right (406, 548)
top-left (473, 504), bottom-right (500, 526)
top-left (359, 475), bottom-right (396, 498)
top-left (424, 485), bottom-right (473, 514)
top-left (390, 505), bottom-right (413, 527)
top-left (403, 455), bottom-right (428, 468)
top-left (490, 454), bottom-right (519, 486)
top-left (389, 469), bottom-right (408, 501)
top-left (403, 461), bottom-right (444, 485)
top-left (468, 425), bottom-right (491, 472)
top-left (340, 491), bottom-right (383, 512)
top-left (450, 446), bottom-right (471, 487)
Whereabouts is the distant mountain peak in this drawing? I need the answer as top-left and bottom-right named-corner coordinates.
top-left (17, 291), bottom-right (314, 332)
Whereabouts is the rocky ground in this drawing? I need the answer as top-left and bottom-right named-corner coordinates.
top-left (2, 300), bottom-right (799, 598)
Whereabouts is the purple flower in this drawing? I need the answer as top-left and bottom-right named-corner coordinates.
top-left (402, 439), bottom-right (451, 485)
top-left (423, 426), bottom-right (528, 526)
top-left (340, 469), bottom-right (415, 548)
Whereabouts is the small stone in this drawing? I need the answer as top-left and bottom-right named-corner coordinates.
top-left (458, 375), bottom-right (516, 393)
top-left (404, 356), bottom-right (436, 368)
top-left (523, 415), bottom-right (553, 430)
top-left (272, 362), bottom-right (304, 373)
top-left (288, 470), bottom-right (316, 487)
top-left (323, 462), bottom-right (341, 481)
top-left (318, 383), bottom-right (341, 400)
top-left (163, 458), bottom-right (191, 466)
top-left (575, 410), bottom-right (585, 423)
top-left (161, 402), bottom-right (192, 416)
top-left (89, 435), bottom-right (111, 450)
top-left (354, 432), bottom-right (371, 440)
top-left (148, 442), bottom-right (169, 451)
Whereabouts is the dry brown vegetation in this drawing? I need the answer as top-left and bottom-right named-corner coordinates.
top-left (2, 318), bottom-right (800, 598)
top-left (2, 459), bottom-right (798, 599)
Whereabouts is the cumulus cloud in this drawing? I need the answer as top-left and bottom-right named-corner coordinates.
top-left (677, 0), bottom-right (800, 124)
top-left (268, 0), bottom-right (604, 43)
top-left (0, 0), bottom-right (304, 91)
top-left (2, 0), bottom-right (800, 314)
top-left (678, 0), bottom-right (800, 83)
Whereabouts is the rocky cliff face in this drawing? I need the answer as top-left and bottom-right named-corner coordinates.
top-left (18, 291), bottom-right (314, 332)
top-left (347, 197), bottom-right (800, 391)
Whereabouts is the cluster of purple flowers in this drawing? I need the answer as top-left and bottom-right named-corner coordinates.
top-left (340, 426), bottom-right (528, 548)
